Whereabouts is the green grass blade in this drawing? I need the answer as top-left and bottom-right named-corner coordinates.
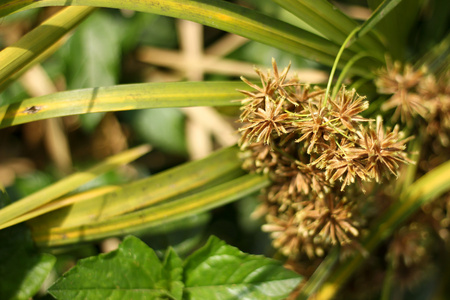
top-left (22, 146), bottom-right (243, 230)
top-left (0, 0), bottom-right (366, 69)
top-left (0, 145), bottom-right (151, 229)
top-left (0, 38), bottom-right (67, 93)
top-left (356, 0), bottom-right (403, 40)
top-left (0, 6), bottom-right (95, 86)
top-left (312, 160), bottom-right (450, 300)
top-left (0, 81), bottom-right (248, 129)
top-left (270, 0), bottom-right (385, 59)
top-left (32, 173), bottom-right (270, 247)
top-left (367, 0), bottom-right (421, 60)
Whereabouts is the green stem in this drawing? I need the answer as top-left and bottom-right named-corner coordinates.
top-left (324, 27), bottom-right (360, 107)
top-left (331, 52), bottom-right (370, 99)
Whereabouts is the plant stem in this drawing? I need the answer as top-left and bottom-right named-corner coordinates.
top-left (324, 27), bottom-right (360, 107)
top-left (331, 52), bottom-right (370, 99)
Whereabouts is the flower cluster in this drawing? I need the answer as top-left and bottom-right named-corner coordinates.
top-left (238, 59), bottom-right (413, 258)
top-left (376, 60), bottom-right (450, 146)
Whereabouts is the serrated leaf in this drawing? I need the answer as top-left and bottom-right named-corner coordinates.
top-left (162, 249), bottom-right (184, 300)
top-left (183, 236), bottom-right (302, 300)
top-left (49, 236), bottom-right (182, 300)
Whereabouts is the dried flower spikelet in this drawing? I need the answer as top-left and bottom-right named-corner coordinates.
top-left (262, 212), bottom-right (322, 259)
top-left (376, 60), bottom-right (450, 140)
top-left (329, 87), bottom-right (370, 132)
top-left (376, 61), bottom-right (428, 124)
top-left (419, 72), bottom-right (450, 146)
top-left (238, 59), bottom-right (413, 259)
top-left (296, 194), bottom-right (359, 246)
top-left (356, 116), bottom-right (414, 182)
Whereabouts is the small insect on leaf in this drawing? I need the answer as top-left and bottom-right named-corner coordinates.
top-left (23, 106), bottom-right (42, 114)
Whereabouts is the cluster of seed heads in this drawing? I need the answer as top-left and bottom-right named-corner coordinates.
top-left (238, 59), bottom-right (413, 258)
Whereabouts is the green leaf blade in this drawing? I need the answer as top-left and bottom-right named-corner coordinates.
top-left (0, 6), bottom-right (95, 88)
top-left (183, 236), bottom-right (302, 300)
top-left (32, 173), bottom-right (270, 247)
top-left (162, 248), bottom-right (184, 300)
top-left (0, 144), bottom-right (150, 229)
top-left (0, 81), bottom-right (248, 129)
top-left (0, 0), bottom-right (363, 69)
top-left (357, 0), bottom-right (403, 39)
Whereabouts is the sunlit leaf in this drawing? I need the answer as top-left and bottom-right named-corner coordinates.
top-left (24, 146), bottom-right (242, 230)
top-left (0, 145), bottom-right (151, 229)
top-left (32, 173), bottom-right (270, 247)
top-left (270, 0), bottom-right (385, 60)
top-left (49, 235), bottom-right (302, 300)
top-left (0, 6), bottom-right (95, 88)
top-left (0, 81), bottom-right (248, 129)
top-left (0, 0), bottom-right (367, 69)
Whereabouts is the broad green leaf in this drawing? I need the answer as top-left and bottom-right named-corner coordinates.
top-left (183, 235), bottom-right (303, 300)
top-left (0, 188), bottom-right (56, 300)
top-left (0, 0), bottom-right (366, 69)
top-left (49, 236), bottom-right (183, 300)
top-left (162, 248), bottom-right (184, 300)
top-left (24, 146), bottom-right (242, 230)
top-left (313, 160), bottom-right (450, 300)
top-left (0, 81), bottom-right (248, 129)
top-left (0, 144), bottom-right (151, 229)
top-left (32, 173), bottom-right (270, 247)
top-left (0, 6), bottom-right (95, 87)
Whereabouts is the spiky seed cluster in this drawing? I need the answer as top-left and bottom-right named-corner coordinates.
top-left (238, 59), bottom-right (412, 258)
top-left (376, 60), bottom-right (450, 146)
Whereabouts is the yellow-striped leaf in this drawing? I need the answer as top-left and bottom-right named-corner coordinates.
top-left (0, 145), bottom-right (151, 229)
